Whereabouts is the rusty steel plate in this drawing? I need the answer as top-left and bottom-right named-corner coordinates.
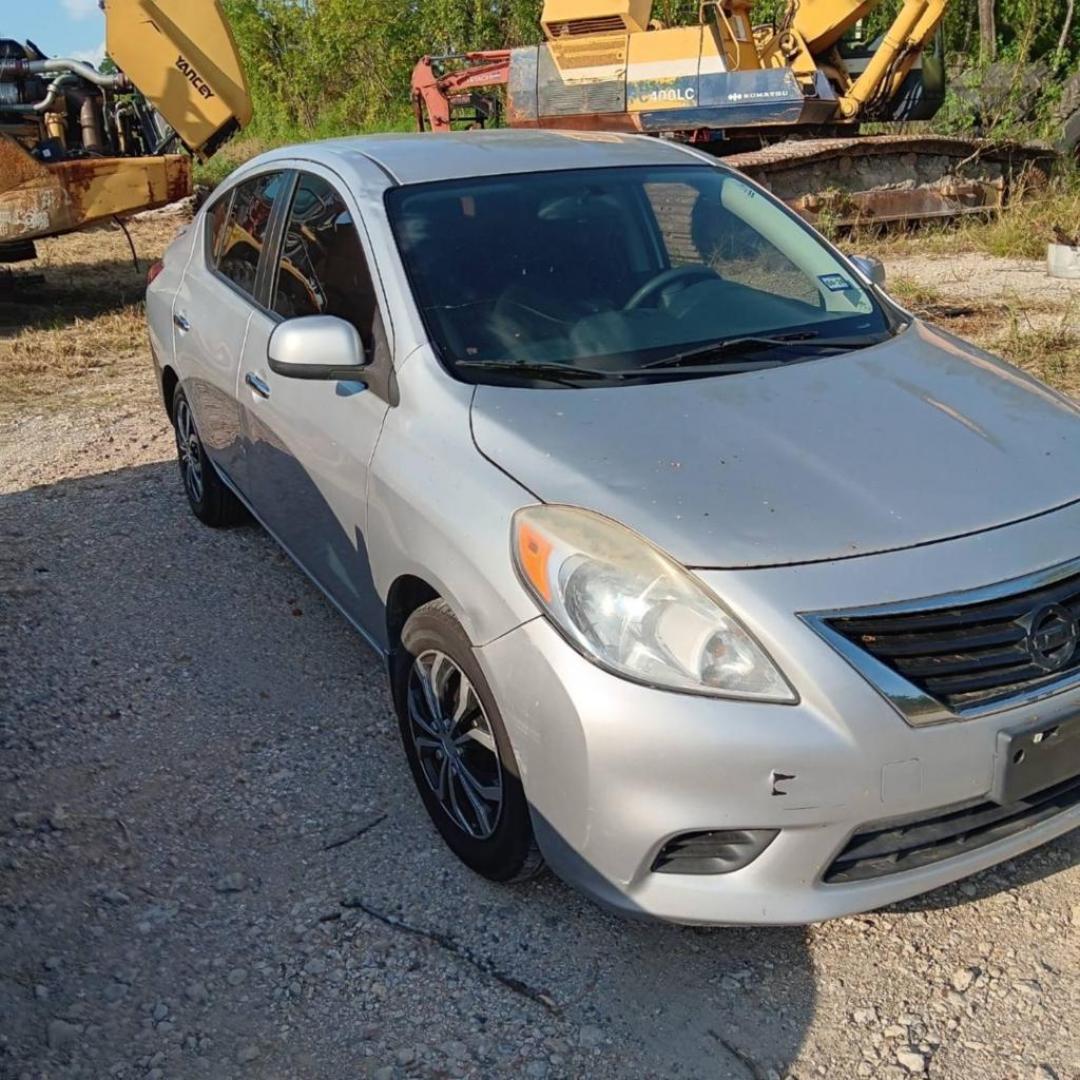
top-left (0, 136), bottom-right (191, 244)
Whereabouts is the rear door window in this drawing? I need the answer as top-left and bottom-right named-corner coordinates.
top-left (270, 173), bottom-right (383, 356)
top-left (213, 172), bottom-right (287, 301)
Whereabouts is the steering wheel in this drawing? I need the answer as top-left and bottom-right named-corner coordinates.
top-left (623, 265), bottom-right (719, 310)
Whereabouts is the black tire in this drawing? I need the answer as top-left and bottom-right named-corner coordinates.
top-left (171, 388), bottom-right (247, 527)
top-left (392, 599), bottom-right (543, 882)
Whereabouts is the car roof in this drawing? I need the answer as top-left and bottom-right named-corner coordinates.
top-left (259, 129), bottom-right (712, 186)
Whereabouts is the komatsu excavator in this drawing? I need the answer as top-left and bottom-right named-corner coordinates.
top-left (0, 0), bottom-right (251, 264)
top-left (412, 0), bottom-right (1057, 225)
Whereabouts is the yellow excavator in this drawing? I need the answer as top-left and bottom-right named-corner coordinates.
top-left (412, 0), bottom-right (1057, 225)
top-left (0, 0), bottom-right (251, 264)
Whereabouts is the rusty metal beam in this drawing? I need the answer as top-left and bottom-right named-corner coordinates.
top-left (0, 134), bottom-right (191, 244)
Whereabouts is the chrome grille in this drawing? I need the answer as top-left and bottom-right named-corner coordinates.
top-left (804, 557), bottom-right (1080, 723)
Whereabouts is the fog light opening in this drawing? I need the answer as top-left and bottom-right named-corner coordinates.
top-left (651, 828), bottom-right (779, 875)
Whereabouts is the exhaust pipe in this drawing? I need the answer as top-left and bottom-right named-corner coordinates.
top-left (0, 57), bottom-right (128, 90)
top-left (6, 73), bottom-right (79, 114)
top-left (69, 86), bottom-right (106, 152)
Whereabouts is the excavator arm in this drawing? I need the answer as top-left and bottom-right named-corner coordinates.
top-left (837, 0), bottom-right (949, 116)
top-left (412, 52), bottom-right (511, 132)
top-left (778, 0), bottom-right (948, 117)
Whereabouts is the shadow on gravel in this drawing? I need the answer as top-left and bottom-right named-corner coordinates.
top-left (4, 460), bottom-right (1075, 1078)
top-left (0, 460), bottom-right (818, 1078)
top-left (1, 257), bottom-right (146, 328)
top-left (0, 257), bottom-right (148, 335)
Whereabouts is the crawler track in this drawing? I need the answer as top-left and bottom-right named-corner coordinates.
top-left (721, 134), bottom-right (1057, 225)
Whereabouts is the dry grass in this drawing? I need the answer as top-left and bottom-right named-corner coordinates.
top-left (887, 274), bottom-right (1080, 396)
top-left (886, 275), bottom-right (952, 312)
top-left (0, 215), bottom-right (183, 419)
top-left (994, 312), bottom-right (1080, 394)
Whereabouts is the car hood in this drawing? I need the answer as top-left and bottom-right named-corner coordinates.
top-left (470, 321), bottom-right (1080, 568)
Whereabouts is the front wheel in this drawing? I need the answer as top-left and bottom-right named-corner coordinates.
top-left (392, 599), bottom-right (543, 882)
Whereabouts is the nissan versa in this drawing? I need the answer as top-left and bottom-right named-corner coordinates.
top-left (146, 131), bottom-right (1080, 925)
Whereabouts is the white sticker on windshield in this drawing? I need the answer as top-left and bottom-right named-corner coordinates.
top-left (819, 273), bottom-right (854, 292)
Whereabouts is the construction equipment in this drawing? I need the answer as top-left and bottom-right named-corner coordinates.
top-left (411, 0), bottom-right (1055, 226)
top-left (0, 0), bottom-right (251, 264)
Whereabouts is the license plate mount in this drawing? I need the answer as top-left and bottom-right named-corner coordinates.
top-left (992, 711), bottom-right (1080, 805)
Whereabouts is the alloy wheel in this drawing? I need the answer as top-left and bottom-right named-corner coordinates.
top-left (406, 649), bottom-right (504, 839)
top-left (174, 397), bottom-right (204, 504)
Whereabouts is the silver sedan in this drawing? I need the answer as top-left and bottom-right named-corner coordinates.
top-left (146, 130), bottom-right (1080, 925)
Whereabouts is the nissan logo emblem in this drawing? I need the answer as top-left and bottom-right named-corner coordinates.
top-left (1020, 603), bottom-right (1080, 673)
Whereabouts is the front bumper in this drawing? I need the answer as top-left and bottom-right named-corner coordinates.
top-left (475, 503), bottom-right (1080, 925)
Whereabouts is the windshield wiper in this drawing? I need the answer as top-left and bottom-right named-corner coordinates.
top-left (455, 331), bottom-right (892, 384)
top-left (641, 331), bottom-right (891, 371)
top-left (456, 359), bottom-right (626, 385)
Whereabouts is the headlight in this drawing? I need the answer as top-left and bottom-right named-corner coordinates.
top-left (512, 505), bottom-right (795, 702)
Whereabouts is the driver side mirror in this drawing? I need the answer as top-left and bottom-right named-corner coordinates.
top-left (267, 315), bottom-right (367, 380)
top-left (850, 255), bottom-right (886, 288)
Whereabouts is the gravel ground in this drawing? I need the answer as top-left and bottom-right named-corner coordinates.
top-left (1, 243), bottom-right (1079, 1080)
top-left (885, 252), bottom-right (1080, 310)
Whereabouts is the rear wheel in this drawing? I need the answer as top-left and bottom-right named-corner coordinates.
top-left (172, 389), bottom-right (247, 527)
top-left (392, 599), bottom-right (543, 882)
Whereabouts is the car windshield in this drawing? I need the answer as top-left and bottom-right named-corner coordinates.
top-left (386, 164), bottom-right (894, 386)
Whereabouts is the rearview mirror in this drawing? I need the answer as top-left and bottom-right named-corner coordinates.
top-left (850, 255), bottom-right (886, 288)
top-left (267, 315), bottom-right (367, 380)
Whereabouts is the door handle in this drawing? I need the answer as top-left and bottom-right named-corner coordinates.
top-left (173, 312), bottom-right (191, 332)
top-left (245, 372), bottom-right (271, 399)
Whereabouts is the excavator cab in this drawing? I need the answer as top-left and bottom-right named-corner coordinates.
top-left (493, 0), bottom-right (838, 134)
top-left (0, 0), bottom-right (252, 262)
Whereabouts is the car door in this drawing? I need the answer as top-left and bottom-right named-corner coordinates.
top-left (238, 166), bottom-right (395, 642)
top-left (172, 170), bottom-right (288, 483)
